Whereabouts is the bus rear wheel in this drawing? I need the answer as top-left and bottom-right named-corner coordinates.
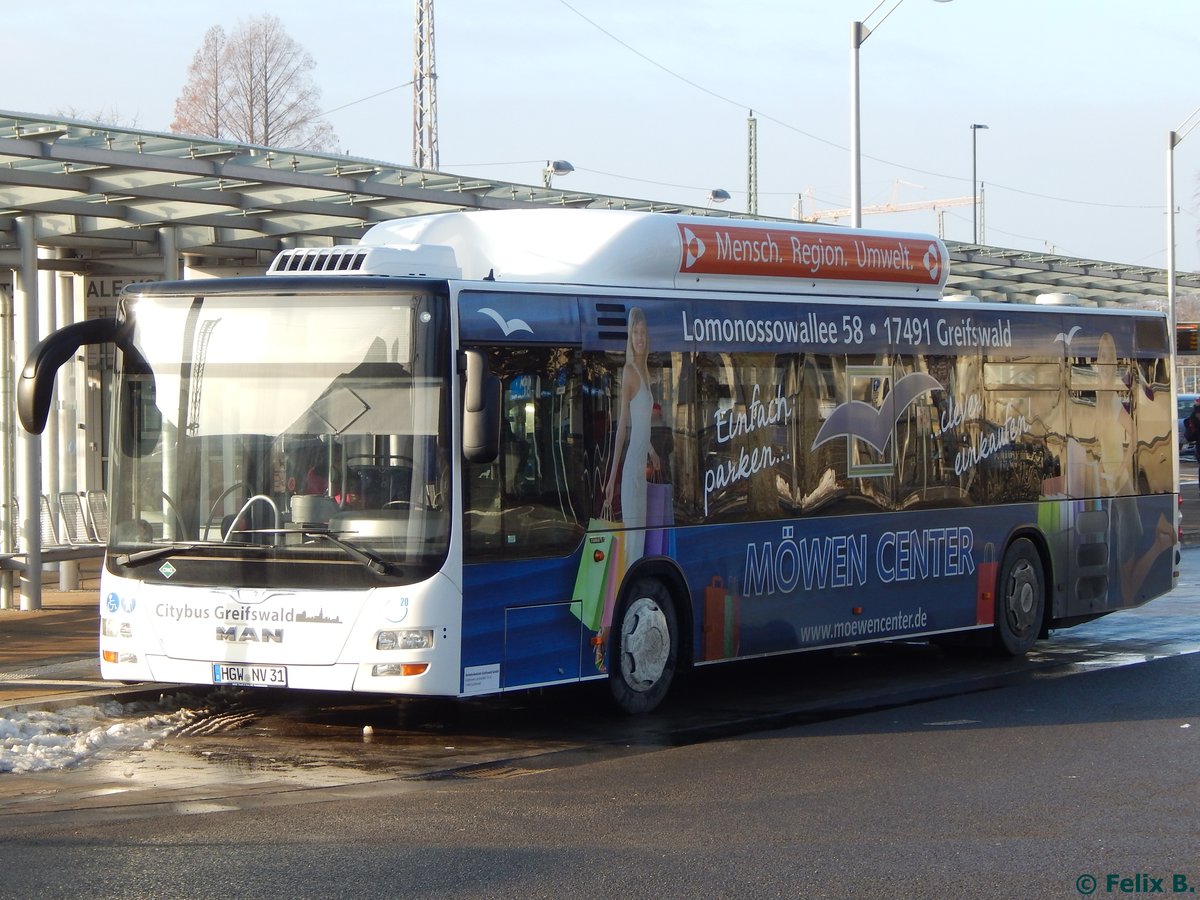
top-left (608, 578), bottom-right (678, 715)
top-left (993, 538), bottom-right (1045, 656)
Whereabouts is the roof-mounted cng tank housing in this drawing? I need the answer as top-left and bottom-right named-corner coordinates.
top-left (267, 208), bottom-right (948, 299)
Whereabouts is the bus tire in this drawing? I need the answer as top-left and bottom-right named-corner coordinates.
top-left (993, 537), bottom-right (1045, 656)
top-left (608, 578), bottom-right (678, 715)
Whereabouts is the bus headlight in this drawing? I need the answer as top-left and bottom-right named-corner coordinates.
top-left (101, 619), bottom-right (133, 638)
top-left (376, 629), bottom-right (434, 651)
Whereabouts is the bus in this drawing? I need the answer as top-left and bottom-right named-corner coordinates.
top-left (19, 209), bottom-right (1180, 714)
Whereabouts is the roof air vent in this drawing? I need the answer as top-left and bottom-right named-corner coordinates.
top-left (267, 244), bottom-right (460, 278)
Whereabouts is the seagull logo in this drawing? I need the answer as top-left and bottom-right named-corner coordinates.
top-left (479, 307), bottom-right (533, 336)
top-left (682, 227), bottom-right (706, 269)
top-left (812, 372), bottom-right (942, 454)
top-left (1054, 325), bottom-right (1082, 348)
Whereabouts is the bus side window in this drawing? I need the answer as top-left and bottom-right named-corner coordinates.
top-left (463, 348), bottom-right (586, 560)
top-left (1134, 357), bottom-right (1172, 494)
top-left (894, 352), bottom-right (969, 508)
top-left (1066, 339), bottom-right (1134, 499)
top-left (694, 351), bottom-right (798, 523)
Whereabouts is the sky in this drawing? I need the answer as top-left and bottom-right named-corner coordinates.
top-left (5, 0), bottom-right (1200, 273)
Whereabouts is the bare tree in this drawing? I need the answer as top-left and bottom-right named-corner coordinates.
top-left (56, 105), bottom-right (141, 129)
top-left (171, 26), bottom-right (228, 139)
top-left (171, 15), bottom-right (336, 151)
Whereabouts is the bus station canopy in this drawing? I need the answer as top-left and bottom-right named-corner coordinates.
top-left (0, 110), bottom-right (1193, 308)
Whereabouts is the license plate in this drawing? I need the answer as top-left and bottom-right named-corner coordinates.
top-left (211, 663), bottom-right (288, 687)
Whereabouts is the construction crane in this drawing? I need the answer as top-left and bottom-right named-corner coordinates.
top-left (413, 0), bottom-right (439, 170)
top-left (799, 182), bottom-right (976, 238)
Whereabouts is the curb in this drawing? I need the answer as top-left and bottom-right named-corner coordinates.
top-left (0, 655), bottom-right (175, 714)
top-left (0, 680), bottom-right (178, 715)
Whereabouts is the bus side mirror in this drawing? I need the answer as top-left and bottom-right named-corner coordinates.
top-left (462, 349), bottom-right (500, 464)
top-left (19, 317), bottom-right (124, 434)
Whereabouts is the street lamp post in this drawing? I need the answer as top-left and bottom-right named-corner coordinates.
top-left (1168, 108), bottom-right (1200, 347)
top-left (542, 159), bottom-right (574, 189)
top-left (971, 123), bottom-right (988, 244)
top-left (707, 189), bottom-right (731, 209)
top-left (850, 18), bottom-right (867, 228)
top-left (850, 0), bottom-right (952, 229)
top-left (1170, 130), bottom-right (1179, 341)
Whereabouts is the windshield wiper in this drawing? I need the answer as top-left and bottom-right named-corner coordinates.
top-left (303, 530), bottom-right (402, 577)
top-left (114, 543), bottom-right (206, 566)
top-left (116, 537), bottom-right (270, 566)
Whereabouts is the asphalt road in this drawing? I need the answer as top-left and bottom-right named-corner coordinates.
top-left (0, 649), bottom-right (1196, 899)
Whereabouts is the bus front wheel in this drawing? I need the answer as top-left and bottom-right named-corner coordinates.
top-left (608, 578), bottom-right (678, 715)
top-left (993, 538), bottom-right (1045, 656)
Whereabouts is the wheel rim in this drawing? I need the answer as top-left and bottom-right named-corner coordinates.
top-left (618, 597), bottom-right (670, 692)
top-left (1004, 559), bottom-right (1038, 636)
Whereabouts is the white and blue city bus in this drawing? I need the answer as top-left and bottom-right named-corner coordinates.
top-left (19, 210), bottom-right (1180, 713)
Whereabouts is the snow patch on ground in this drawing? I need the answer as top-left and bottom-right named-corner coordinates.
top-left (0, 698), bottom-right (202, 774)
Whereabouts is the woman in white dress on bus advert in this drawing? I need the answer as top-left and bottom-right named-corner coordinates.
top-left (595, 308), bottom-right (661, 668)
top-left (605, 307), bottom-right (661, 559)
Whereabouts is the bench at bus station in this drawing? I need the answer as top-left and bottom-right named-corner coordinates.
top-left (0, 494), bottom-right (106, 573)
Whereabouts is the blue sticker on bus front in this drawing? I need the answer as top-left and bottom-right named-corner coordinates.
top-left (106, 593), bottom-right (120, 613)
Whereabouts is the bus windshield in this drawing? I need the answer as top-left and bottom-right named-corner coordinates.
top-left (108, 284), bottom-right (451, 581)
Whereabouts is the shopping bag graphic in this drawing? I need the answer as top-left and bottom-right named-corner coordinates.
top-left (644, 481), bottom-right (674, 557)
top-left (976, 542), bottom-right (997, 625)
top-left (723, 586), bottom-right (739, 657)
top-left (702, 576), bottom-right (740, 660)
top-left (601, 532), bottom-right (627, 630)
top-left (571, 519), bottom-right (616, 632)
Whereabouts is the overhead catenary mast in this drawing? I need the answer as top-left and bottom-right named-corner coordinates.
top-left (747, 110), bottom-right (758, 216)
top-left (413, 0), bottom-right (439, 170)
